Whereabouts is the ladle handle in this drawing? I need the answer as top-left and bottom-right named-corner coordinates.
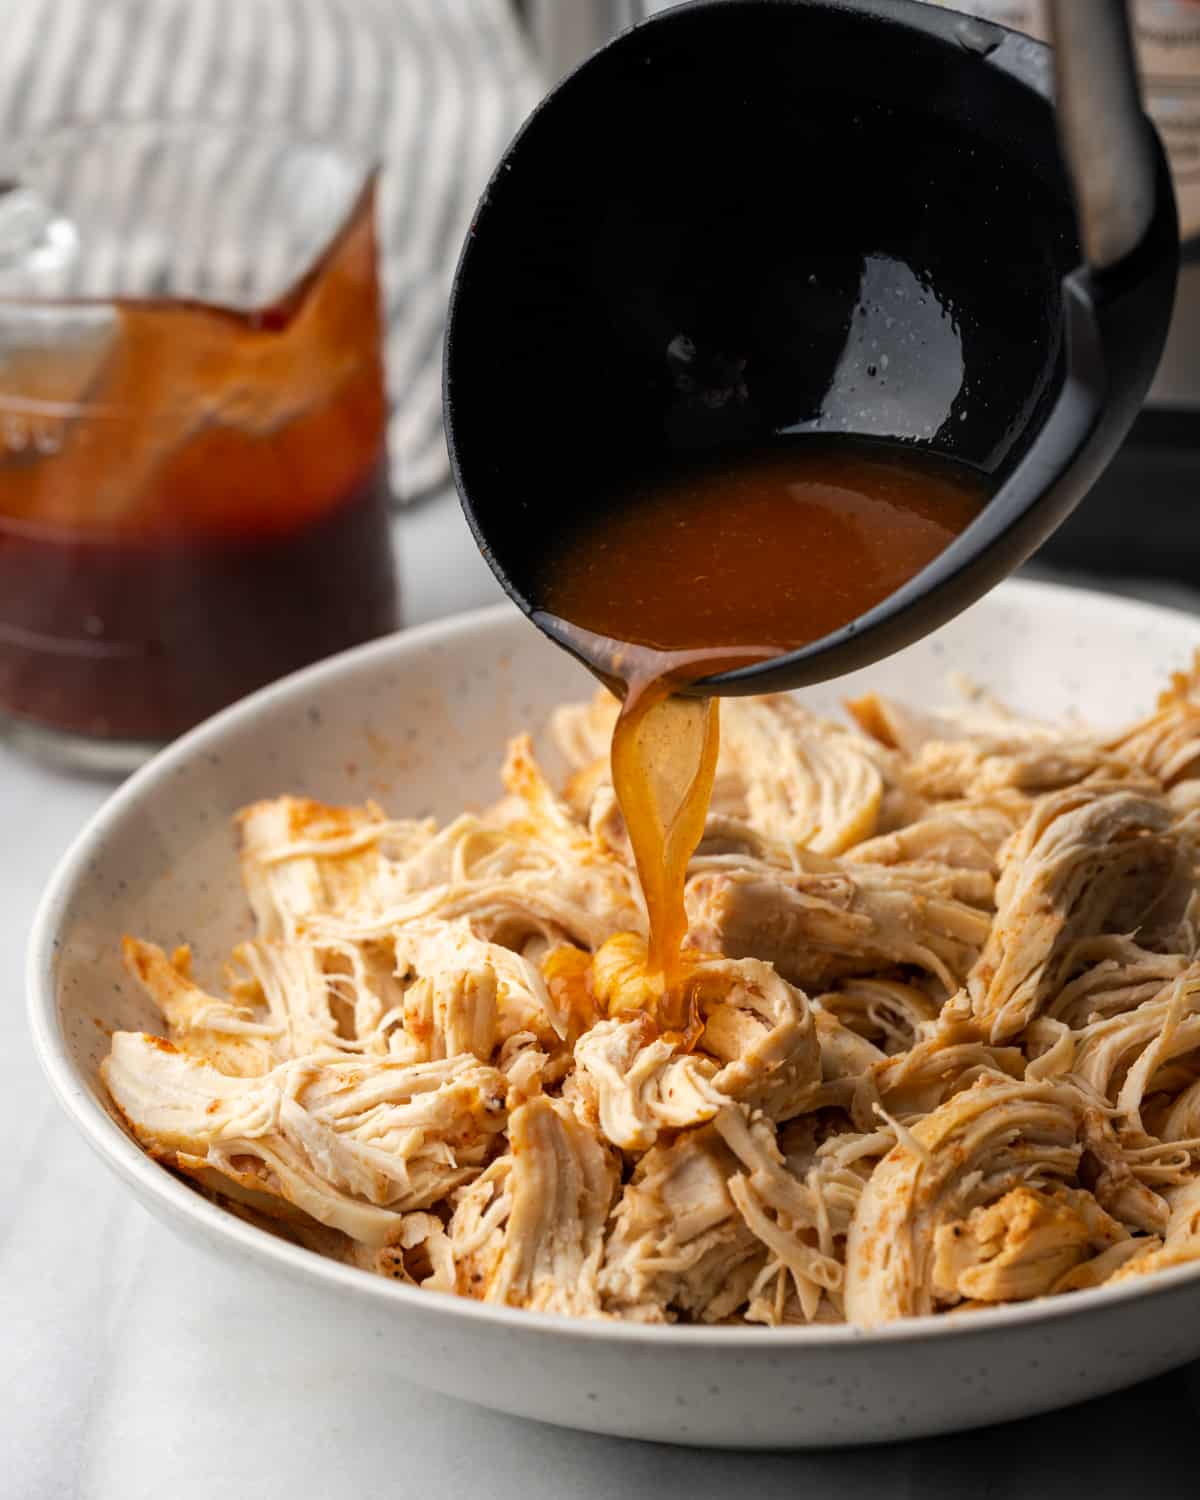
top-left (1047, 0), bottom-right (1157, 272)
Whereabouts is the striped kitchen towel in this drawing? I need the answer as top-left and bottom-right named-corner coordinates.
top-left (0, 0), bottom-right (543, 501)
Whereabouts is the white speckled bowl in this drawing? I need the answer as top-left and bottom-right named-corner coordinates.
top-left (27, 580), bottom-right (1200, 1448)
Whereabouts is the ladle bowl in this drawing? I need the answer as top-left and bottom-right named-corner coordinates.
top-left (445, 0), bottom-right (1178, 694)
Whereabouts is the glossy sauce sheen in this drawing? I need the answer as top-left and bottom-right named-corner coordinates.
top-left (539, 443), bottom-right (986, 1037)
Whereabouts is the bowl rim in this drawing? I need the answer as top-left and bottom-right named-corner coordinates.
top-left (27, 578), bottom-right (1200, 1349)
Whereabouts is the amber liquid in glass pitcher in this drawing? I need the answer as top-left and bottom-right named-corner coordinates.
top-left (0, 165), bottom-right (397, 762)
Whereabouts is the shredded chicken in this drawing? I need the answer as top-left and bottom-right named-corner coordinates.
top-left (685, 857), bottom-right (989, 995)
top-left (932, 1185), bottom-right (1125, 1303)
top-left (968, 786), bottom-right (1195, 1042)
top-left (450, 1095), bottom-right (618, 1314)
top-left (844, 1078), bottom-right (1091, 1321)
top-left (104, 661), bottom-right (1200, 1325)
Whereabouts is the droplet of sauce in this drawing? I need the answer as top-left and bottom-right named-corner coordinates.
top-left (954, 16), bottom-right (1002, 57)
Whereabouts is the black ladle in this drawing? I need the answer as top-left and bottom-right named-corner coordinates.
top-left (445, 0), bottom-right (1178, 696)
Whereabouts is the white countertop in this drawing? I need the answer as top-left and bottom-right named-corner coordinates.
top-left (6, 491), bottom-right (1200, 1498)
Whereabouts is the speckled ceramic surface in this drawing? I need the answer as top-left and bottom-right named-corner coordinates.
top-left (27, 581), bottom-right (1200, 1448)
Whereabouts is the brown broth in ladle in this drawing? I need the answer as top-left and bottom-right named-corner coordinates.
top-left (537, 440), bottom-right (986, 1040)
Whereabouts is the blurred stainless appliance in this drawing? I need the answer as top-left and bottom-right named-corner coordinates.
top-left (520, 0), bottom-right (644, 81)
top-left (937, 1), bottom-right (1200, 584)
